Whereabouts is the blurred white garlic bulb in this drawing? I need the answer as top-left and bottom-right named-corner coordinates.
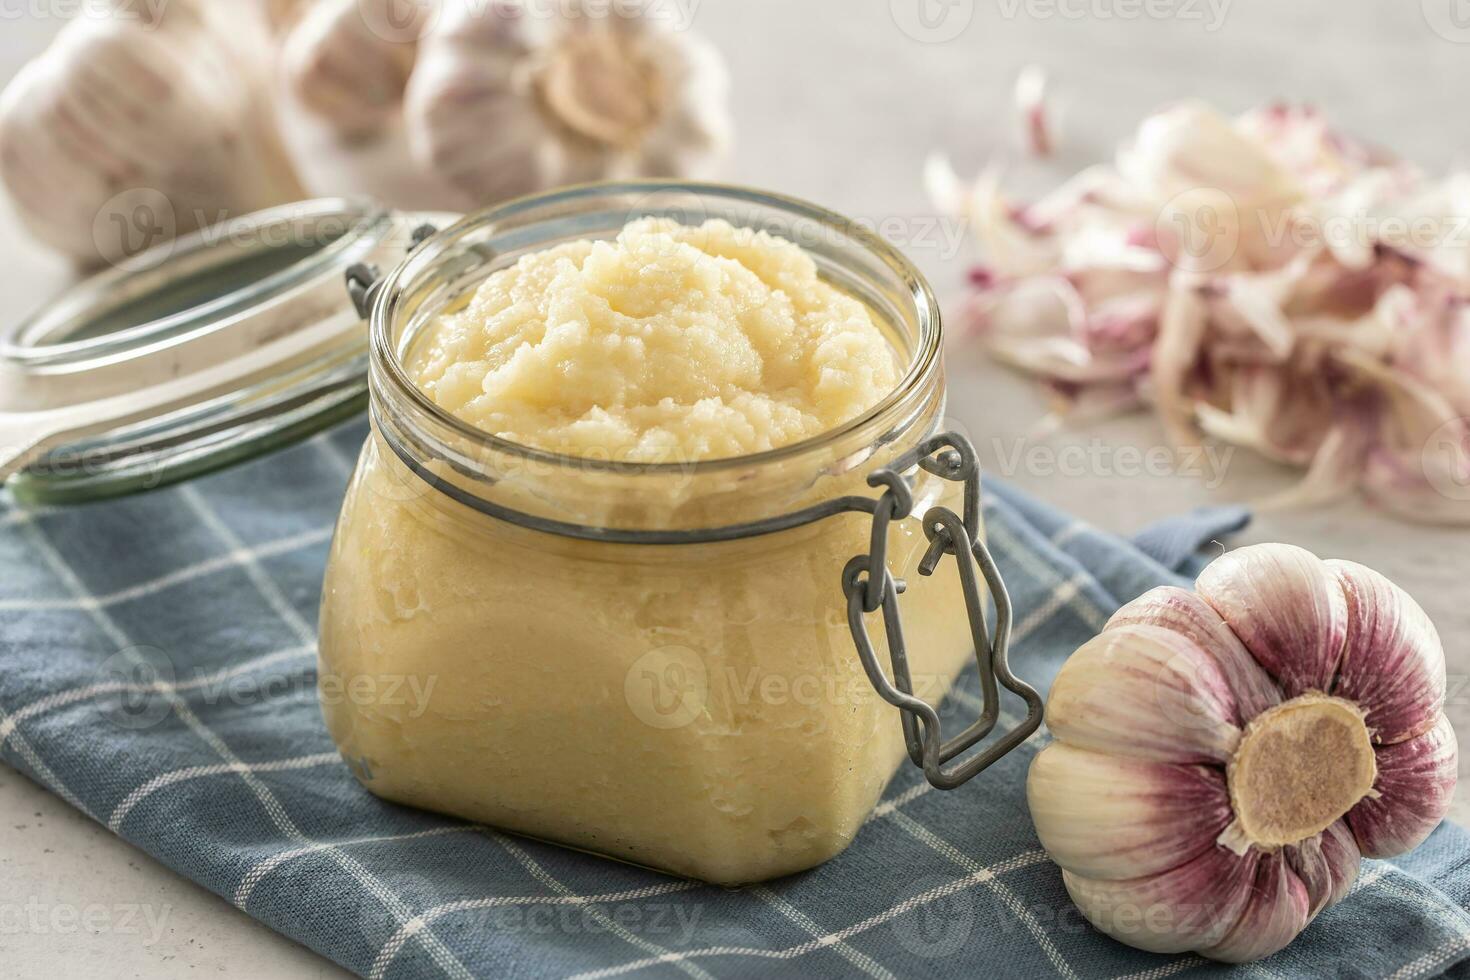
top-left (273, 0), bottom-right (458, 211)
top-left (404, 0), bottom-right (733, 209)
top-left (1029, 543), bottom-right (1455, 962)
top-left (0, 0), bottom-right (304, 268)
top-left (280, 0), bottom-right (421, 140)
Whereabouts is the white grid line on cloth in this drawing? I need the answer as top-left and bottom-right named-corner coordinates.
top-left (24, 500), bottom-right (477, 980)
top-left (235, 826), bottom-right (481, 909)
top-left (0, 701), bottom-right (94, 818)
top-left (561, 851), bottom-right (1053, 980)
top-left (1390, 934), bottom-right (1470, 980)
top-left (749, 885), bottom-right (896, 980)
top-left (0, 645), bottom-right (314, 753)
top-left (888, 808), bottom-right (1080, 980)
top-left (492, 833), bottom-right (718, 980)
top-left (1011, 575), bottom-right (1094, 647)
top-left (1107, 956), bottom-right (1208, 980)
top-left (867, 782), bottom-right (933, 824)
top-left (1370, 874), bottom-right (1470, 932)
top-left (984, 517), bottom-right (1110, 634)
top-left (367, 880), bottom-right (705, 980)
top-left (179, 486), bottom-right (316, 645)
top-left (108, 752), bottom-right (341, 832)
top-left (0, 513), bottom-right (99, 819)
top-left (864, 696), bottom-right (1049, 827)
top-left (0, 525), bottom-right (334, 612)
top-left (1049, 522), bottom-right (1093, 549)
top-left (314, 430), bottom-right (360, 477)
top-left (0, 505), bottom-right (59, 529)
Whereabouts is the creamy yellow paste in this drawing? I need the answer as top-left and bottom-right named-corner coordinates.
top-left (319, 219), bottom-right (975, 885)
top-left (407, 218), bottom-right (899, 462)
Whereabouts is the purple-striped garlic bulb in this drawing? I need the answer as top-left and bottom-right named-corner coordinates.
top-left (1027, 543), bottom-right (1456, 962)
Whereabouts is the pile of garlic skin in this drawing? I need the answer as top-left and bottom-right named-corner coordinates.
top-left (0, 0), bottom-right (732, 267)
top-left (927, 102), bottom-right (1470, 525)
top-left (1028, 542), bottom-right (1456, 962)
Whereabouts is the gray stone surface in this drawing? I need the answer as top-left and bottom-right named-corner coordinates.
top-left (2, 1), bottom-right (1468, 974)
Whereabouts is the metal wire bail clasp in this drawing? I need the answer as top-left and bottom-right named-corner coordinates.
top-left (842, 432), bottom-right (1043, 790)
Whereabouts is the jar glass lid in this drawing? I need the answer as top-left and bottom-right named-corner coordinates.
top-left (0, 199), bottom-right (447, 505)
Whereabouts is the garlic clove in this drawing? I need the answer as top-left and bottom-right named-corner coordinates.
top-left (1062, 845), bottom-right (1256, 954)
top-left (625, 31), bottom-right (732, 180)
top-left (1199, 851), bottom-right (1311, 963)
top-left (402, 2), bottom-right (561, 208)
top-left (1107, 586), bottom-right (1280, 723)
top-left (279, 0), bottom-right (420, 141)
top-left (1196, 543), bottom-right (1348, 697)
top-left (1348, 713), bottom-right (1458, 858)
top-left (1286, 819), bottom-right (1361, 919)
top-left (1329, 559), bottom-right (1447, 745)
top-left (1046, 624), bottom-right (1241, 763)
top-left (1027, 742), bottom-right (1232, 880)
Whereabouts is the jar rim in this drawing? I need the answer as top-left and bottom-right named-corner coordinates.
top-left (368, 180), bottom-right (945, 478)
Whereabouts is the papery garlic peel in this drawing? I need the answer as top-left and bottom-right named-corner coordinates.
top-left (927, 101), bottom-right (1470, 525)
top-left (1027, 542), bottom-right (1456, 962)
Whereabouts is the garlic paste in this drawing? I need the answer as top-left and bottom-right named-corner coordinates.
top-left (319, 218), bottom-right (976, 883)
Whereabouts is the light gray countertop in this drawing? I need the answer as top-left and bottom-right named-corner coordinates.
top-left (3, 1), bottom-right (1469, 975)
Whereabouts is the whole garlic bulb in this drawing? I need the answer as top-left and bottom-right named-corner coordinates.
top-left (403, 0), bottom-right (733, 209)
top-left (0, 0), bottom-right (305, 268)
top-left (279, 0), bottom-right (421, 140)
top-left (1028, 543), bottom-right (1456, 962)
top-left (272, 0), bottom-right (459, 211)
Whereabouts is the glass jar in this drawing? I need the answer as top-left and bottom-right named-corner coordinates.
top-left (318, 183), bottom-right (1040, 885)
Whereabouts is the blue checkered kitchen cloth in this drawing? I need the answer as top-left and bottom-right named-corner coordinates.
top-left (3, 418), bottom-right (1470, 980)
